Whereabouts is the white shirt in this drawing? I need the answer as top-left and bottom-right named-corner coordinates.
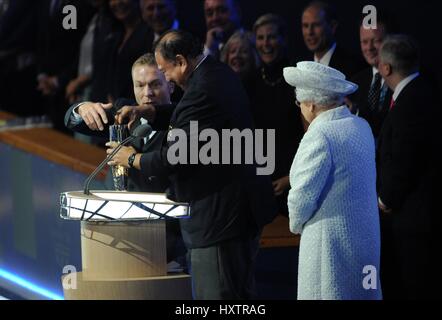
top-left (393, 72), bottom-right (420, 101)
top-left (372, 67), bottom-right (385, 87)
top-left (314, 42), bottom-right (336, 66)
top-left (140, 117), bottom-right (156, 144)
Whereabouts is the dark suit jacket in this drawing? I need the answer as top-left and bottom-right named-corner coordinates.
top-left (245, 57), bottom-right (304, 215)
top-left (350, 67), bottom-right (393, 138)
top-left (64, 98), bottom-right (170, 193)
top-left (139, 56), bottom-right (277, 248)
top-left (328, 45), bottom-right (367, 79)
top-left (376, 76), bottom-right (442, 298)
top-left (377, 76), bottom-right (439, 234)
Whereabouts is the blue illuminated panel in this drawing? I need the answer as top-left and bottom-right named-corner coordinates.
top-left (0, 143), bottom-right (105, 299)
top-left (0, 268), bottom-right (64, 300)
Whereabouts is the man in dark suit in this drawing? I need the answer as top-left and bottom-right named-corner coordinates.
top-left (112, 30), bottom-right (277, 299)
top-left (139, 0), bottom-right (183, 102)
top-left (140, 0), bottom-right (179, 43)
top-left (349, 15), bottom-right (394, 139)
top-left (65, 53), bottom-right (186, 264)
top-left (377, 35), bottom-right (441, 299)
top-left (203, 0), bottom-right (242, 60)
top-left (301, 1), bottom-right (365, 78)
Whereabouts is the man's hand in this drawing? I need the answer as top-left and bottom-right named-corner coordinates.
top-left (378, 198), bottom-right (393, 214)
top-left (37, 75), bottom-right (58, 96)
top-left (205, 27), bottom-right (224, 53)
top-left (78, 102), bottom-right (113, 131)
top-left (66, 79), bottom-right (80, 103)
top-left (115, 104), bottom-right (156, 129)
top-left (66, 75), bottom-right (90, 103)
top-left (105, 142), bottom-right (136, 168)
top-left (272, 176), bottom-right (290, 196)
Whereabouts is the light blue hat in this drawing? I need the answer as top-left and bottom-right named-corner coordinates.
top-left (283, 61), bottom-right (358, 95)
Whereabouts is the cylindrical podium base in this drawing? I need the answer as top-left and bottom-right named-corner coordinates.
top-left (81, 221), bottom-right (167, 280)
top-left (63, 272), bottom-right (192, 300)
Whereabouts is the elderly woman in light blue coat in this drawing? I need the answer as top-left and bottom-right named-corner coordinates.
top-left (284, 62), bottom-right (382, 300)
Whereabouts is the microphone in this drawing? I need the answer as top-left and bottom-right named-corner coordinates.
top-left (83, 124), bottom-right (152, 195)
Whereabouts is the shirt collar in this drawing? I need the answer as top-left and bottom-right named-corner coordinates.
top-left (314, 42), bottom-right (337, 66)
top-left (393, 72), bottom-right (420, 101)
top-left (372, 66), bottom-right (385, 86)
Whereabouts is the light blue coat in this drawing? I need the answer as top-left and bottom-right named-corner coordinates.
top-left (288, 106), bottom-right (382, 300)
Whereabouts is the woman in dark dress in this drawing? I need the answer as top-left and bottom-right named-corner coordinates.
top-left (249, 14), bottom-right (304, 216)
top-left (107, 0), bottom-right (151, 102)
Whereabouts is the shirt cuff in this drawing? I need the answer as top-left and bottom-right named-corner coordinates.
top-left (71, 102), bottom-right (87, 123)
top-left (203, 46), bottom-right (213, 57)
top-left (378, 197), bottom-right (389, 209)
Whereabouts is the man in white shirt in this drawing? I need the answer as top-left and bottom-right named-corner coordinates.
top-left (65, 53), bottom-right (177, 194)
top-left (66, 53), bottom-right (172, 138)
top-left (65, 53), bottom-right (187, 267)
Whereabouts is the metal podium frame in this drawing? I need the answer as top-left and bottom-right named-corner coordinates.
top-left (60, 191), bottom-right (190, 222)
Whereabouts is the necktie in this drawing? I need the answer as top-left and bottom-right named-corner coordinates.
top-left (389, 97), bottom-right (395, 110)
top-left (367, 72), bottom-right (382, 111)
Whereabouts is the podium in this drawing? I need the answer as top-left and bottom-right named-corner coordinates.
top-left (59, 191), bottom-right (192, 300)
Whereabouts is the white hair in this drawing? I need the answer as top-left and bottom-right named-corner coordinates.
top-left (295, 88), bottom-right (345, 108)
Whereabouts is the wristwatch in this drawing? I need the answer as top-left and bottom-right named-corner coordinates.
top-left (128, 153), bottom-right (137, 168)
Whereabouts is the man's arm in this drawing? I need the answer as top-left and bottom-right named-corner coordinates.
top-left (115, 103), bottom-right (176, 130)
top-left (138, 90), bottom-right (226, 178)
top-left (64, 101), bottom-right (114, 137)
top-left (378, 98), bottom-right (428, 210)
